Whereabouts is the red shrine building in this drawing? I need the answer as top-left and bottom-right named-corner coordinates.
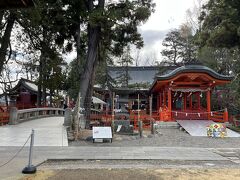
top-left (150, 65), bottom-right (233, 122)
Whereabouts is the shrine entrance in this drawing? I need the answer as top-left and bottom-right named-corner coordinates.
top-left (150, 65), bottom-right (233, 122)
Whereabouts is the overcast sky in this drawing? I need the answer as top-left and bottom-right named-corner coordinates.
top-left (64, 0), bottom-right (198, 65)
top-left (137, 0), bottom-right (197, 65)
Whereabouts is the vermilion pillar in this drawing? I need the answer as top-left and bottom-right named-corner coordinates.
top-left (207, 90), bottom-right (211, 119)
top-left (163, 90), bottom-right (166, 107)
top-left (168, 89), bottom-right (172, 120)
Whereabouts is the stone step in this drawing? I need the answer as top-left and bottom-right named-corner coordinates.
top-left (155, 122), bottom-right (180, 129)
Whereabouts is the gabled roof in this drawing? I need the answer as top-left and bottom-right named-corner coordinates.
top-left (108, 66), bottom-right (177, 86)
top-left (8, 78), bottom-right (49, 95)
top-left (150, 65), bottom-right (234, 93)
top-left (155, 65), bottom-right (233, 81)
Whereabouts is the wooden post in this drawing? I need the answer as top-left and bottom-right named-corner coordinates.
top-left (112, 92), bottom-right (115, 121)
top-left (184, 93), bottom-right (187, 111)
top-left (138, 94), bottom-right (143, 137)
top-left (149, 94), bottom-right (152, 117)
top-left (189, 94), bottom-right (192, 110)
top-left (197, 92), bottom-right (201, 109)
top-left (138, 120), bottom-right (143, 138)
top-left (151, 119), bottom-right (155, 135)
top-left (168, 89), bottom-right (172, 121)
top-left (207, 90), bottom-right (211, 119)
top-left (111, 120), bottom-right (115, 137)
top-left (159, 92), bottom-right (162, 108)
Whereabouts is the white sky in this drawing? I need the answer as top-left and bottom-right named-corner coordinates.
top-left (137, 0), bottom-right (197, 65)
top-left (141, 0), bottom-right (195, 31)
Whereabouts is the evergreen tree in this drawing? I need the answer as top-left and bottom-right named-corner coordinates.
top-left (116, 45), bottom-right (133, 87)
top-left (161, 29), bottom-right (183, 66)
top-left (198, 0), bottom-right (240, 48)
top-left (161, 25), bottom-right (197, 66)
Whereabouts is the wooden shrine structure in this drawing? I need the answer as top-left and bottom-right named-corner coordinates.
top-left (150, 65), bottom-right (233, 122)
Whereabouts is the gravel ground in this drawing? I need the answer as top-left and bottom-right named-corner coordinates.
top-left (20, 168), bottom-right (240, 180)
top-left (69, 128), bottom-right (240, 148)
top-left (39, 159), bottom-right (240, 169)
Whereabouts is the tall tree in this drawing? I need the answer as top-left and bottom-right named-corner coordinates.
top-left (197, 0), bottom-right (240, 111)
top-left (161, 25), bottom-right (197, 66)
top-left (77, 0), bottom-right (155, 127)
top-left (116, 45), bottom-right (133, 87)
top-left (16, 1), bottom-right (68, 106)
top-left (161, 29), bottom-right (183, 66)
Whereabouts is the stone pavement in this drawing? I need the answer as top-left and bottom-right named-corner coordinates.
top-left (0, 117), bottom-right (68, 146)
top-left (0, 146), bottom-right (232, 179)
top-left (177, 120), bottom-right (240, 137)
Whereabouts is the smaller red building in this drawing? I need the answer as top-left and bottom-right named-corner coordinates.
top-left (7, 78), bottom-right (40, 109)
top-left (150, 65), bottom-right (233, 122)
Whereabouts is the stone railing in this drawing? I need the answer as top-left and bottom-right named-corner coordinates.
top-left (9, 107), bottom-right (65, 125)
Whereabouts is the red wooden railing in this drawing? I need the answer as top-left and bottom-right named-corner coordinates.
top-left (210, 111), bottom-right (226, 122)
top-left (129, 110), bottom-right (160, 130)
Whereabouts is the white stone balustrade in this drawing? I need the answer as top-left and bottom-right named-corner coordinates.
top-left (9, 107), bottom-right (65, 125)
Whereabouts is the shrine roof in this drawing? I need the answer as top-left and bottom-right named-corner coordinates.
top-left (154, 65), bottom-right (233, 81)
top-left (7, 78), bottom-right (49, 95)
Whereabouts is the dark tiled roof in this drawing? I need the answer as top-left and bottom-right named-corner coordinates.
top-left (7, 78), bottom-right (49, 95)
top-left (108, 66), bottom-right (176, 85)
top-left (155, 65), bottom-right (234, 81)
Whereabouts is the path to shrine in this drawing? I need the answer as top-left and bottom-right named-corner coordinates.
top-left (0, 117), bottom-right (240, 179)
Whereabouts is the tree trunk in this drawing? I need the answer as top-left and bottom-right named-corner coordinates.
top-left (79, 26), bottom-right (100, 108)
top-left (37, 53), bottom-right (44, 107)
top-left (78, 0), bottom-right (105, 128)
top-left (76, 23), bottom-right (81, 63)
top-left (0, 12), bottom-right (15, 74)
top-left (84, 57), bottom-right (98, 128)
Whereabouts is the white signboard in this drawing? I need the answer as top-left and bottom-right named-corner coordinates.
top-left (93, 127), bottom-right (112, 141)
